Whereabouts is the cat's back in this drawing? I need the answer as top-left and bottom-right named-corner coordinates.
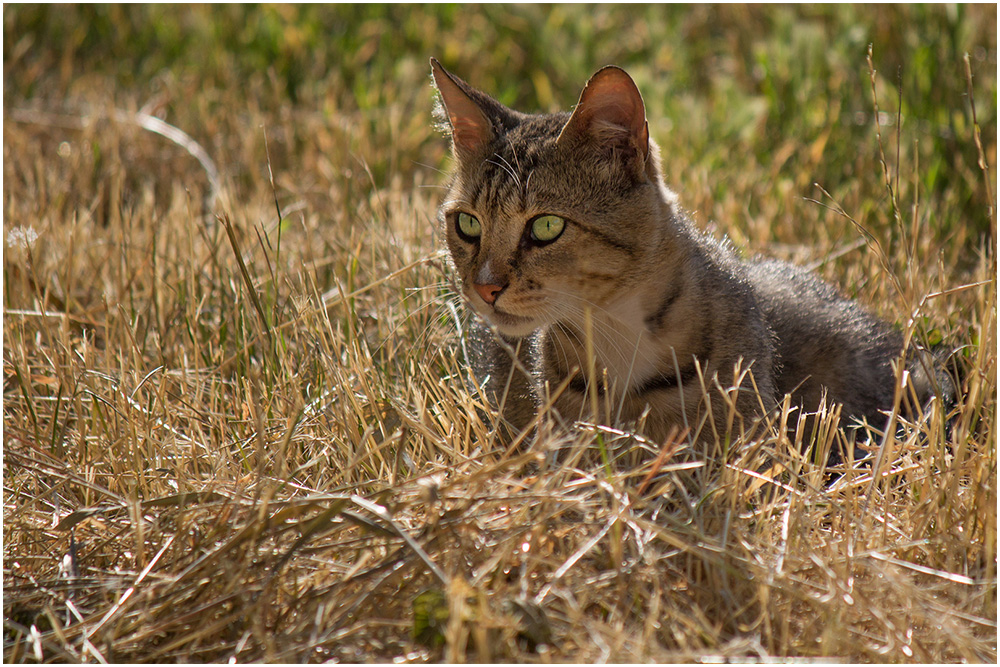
top-left (746, 258), bottom-right (901, 424)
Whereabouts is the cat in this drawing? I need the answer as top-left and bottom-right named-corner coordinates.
top-left (429, 58), bottom-right (948, 457)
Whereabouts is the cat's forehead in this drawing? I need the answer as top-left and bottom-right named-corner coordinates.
top-left (452, 112), bottom-right (570, 214)
top-left (487, 112), bottom-right (568, 169)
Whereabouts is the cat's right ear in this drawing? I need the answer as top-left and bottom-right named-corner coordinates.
top-left (557, 66), bottom-right (650, 171)
top-left (430, 58), bottom-right (494, 157)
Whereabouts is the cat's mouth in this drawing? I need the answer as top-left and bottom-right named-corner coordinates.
top-left (475, 303), bottom-right (541, 337)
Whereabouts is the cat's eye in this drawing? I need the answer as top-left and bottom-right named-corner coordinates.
top-left (456, 212), bottom-right (481, 240)
top-left (529, 215), bottom-right (565, 244)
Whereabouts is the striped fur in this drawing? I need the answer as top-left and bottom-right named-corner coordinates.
top-left (431, 59), bottom-right (947, 451)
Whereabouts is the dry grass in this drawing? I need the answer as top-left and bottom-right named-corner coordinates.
top-left (3, 5), bottom-right (997, 663)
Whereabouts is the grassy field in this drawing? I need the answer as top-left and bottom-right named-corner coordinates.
top-left (3, 4), bottom-right (996, 662)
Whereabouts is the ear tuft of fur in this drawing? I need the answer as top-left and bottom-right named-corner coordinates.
top-left (431, 95), bottom-right (452, 136)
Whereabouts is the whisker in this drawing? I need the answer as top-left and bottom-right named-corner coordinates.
top-left (412, 160), bottom-right (449, 176)
top-left (538, 287), bottom-right (659, 376)
top-left (486, 154), bottom-right (521, 189)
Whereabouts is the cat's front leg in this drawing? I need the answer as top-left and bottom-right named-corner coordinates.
top-left (465, 316), bottom-right (539, 443)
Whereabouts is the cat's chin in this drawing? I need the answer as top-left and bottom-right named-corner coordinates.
top-left (478, 309), bottom-right (542, 339)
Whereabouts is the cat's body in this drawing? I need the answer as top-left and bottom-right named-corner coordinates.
top-left (430, 59), bottom-right (938, 450)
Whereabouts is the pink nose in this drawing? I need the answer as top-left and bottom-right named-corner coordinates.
top-left (473, 283), bottom-right (504, 305)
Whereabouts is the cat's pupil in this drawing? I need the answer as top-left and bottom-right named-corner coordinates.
top-left (530, 215), bottom-right (565, 243)
top-left (457, 212), bottom-right (481, 240)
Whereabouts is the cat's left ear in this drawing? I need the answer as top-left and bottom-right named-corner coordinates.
top-left (431, 58), bottom-right (495, 158)
top-left (558, 66), bottom-right (650, 166)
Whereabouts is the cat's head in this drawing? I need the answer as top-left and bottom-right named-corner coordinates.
top-left (431, 59), bottom-right (673, 337)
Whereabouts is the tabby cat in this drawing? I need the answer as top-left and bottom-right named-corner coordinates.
top-left (430, 58), bottom-right (944, 453)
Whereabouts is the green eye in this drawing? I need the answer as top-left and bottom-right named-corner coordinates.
top-left (530, 215), bottom-right (565, 243)
top-left (456, 212), bottom-right (481, 240)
